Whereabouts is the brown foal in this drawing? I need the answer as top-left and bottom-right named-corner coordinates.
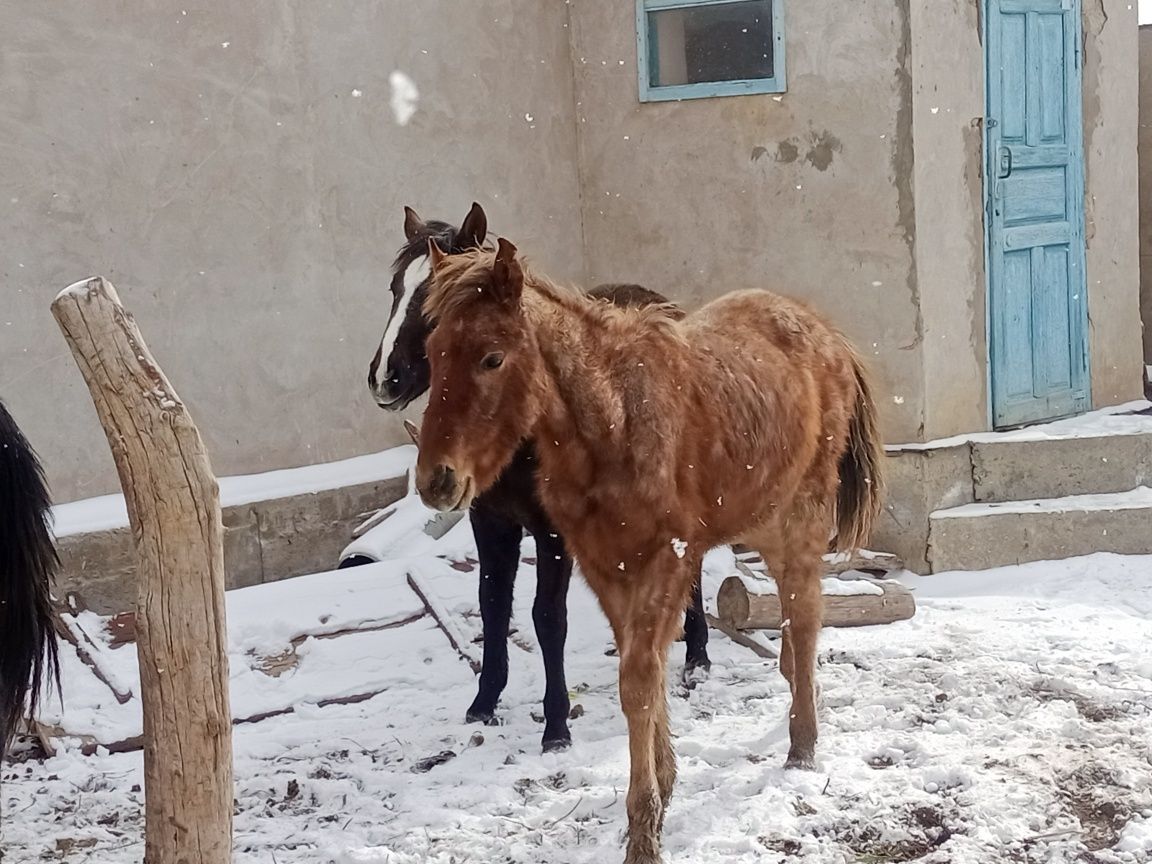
top-left (414, 239), bottom-right (884, 864)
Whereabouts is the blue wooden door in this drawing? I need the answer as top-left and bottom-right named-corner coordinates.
top-left (986, 0), bottom-right (1089, 428)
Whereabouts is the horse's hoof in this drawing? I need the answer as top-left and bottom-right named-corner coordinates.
top-left (784, 748), bottom-right (816, 771)
top-left (681, 661), bottom-right (711, 689)
top-left (466, 707), bottom-right (500, 726)
top-left (541, 735), bottom-right (572, 754)
top-left (623, 845), bottom-right (663, 864)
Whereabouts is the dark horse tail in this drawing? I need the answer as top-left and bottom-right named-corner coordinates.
top-left (835, 347), bottom-right (885, 553)
top-left (0, 399), bottom-right (59, 756)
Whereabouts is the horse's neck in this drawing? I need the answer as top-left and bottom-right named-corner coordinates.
top-left (525, 288), bottom-right (627, 451)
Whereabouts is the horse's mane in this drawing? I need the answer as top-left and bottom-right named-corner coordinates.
top-left (392, 221), bottom-right (498, 280)
top-left (426, 248), bottom-right (680, 333)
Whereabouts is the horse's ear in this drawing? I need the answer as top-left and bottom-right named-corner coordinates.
top-left (491, 238), bottom-right (523, 306)
top-left (403, 206), bottom-right (425, 241)
top-left (427, 238), bottom-right (447, 270)
top-left (459, 202), bottom-right (487, 248)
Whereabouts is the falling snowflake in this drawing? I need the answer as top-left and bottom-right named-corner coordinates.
top-left (389, 71), bottom-right (420, 126)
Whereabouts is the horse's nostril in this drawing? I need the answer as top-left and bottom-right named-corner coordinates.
top-left (431, 464), bottom-right (456, 498)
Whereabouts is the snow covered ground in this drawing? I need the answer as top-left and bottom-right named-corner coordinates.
top-left (3, 509), bottom-right (1151, 862)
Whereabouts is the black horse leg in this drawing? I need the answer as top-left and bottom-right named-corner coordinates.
top-left (466, 503), bottom-right (523, 725)
top-left (682, 574), bottom-right (712, 682)
top-left (531, 530), bottom-right (573, 752)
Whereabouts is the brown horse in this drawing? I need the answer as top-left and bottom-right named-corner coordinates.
top-left (414, 239), bottom-right (883, 864)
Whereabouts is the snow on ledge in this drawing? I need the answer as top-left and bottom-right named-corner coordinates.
top-left (887, 400), bottom-right (1152, 452)
top-left (733, 571), bottom-right (886, 597)
top-left (932, 485), bottom-right (1152, 519)
top-left (51, 445), bottom-right (417, 538)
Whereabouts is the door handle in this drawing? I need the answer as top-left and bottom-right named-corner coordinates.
top-left (998, 146), bottom-right (1013, 179)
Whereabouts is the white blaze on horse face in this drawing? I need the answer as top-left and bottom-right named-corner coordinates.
top-left (376, 255), bottom-right (431, 391)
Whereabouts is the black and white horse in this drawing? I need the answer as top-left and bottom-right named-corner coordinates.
top-left (367, 203), bottom-right (710, 752)
top-left (0, 399), bottom-right (59, 759)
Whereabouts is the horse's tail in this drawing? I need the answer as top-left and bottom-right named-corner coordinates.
top-left (835, 347), bottom-right (885, 553)
top-left (0, 399), bottom-right (60, 755)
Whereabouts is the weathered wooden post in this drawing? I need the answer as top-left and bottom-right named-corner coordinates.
top-left (52, 277), bottom-right (232, 863)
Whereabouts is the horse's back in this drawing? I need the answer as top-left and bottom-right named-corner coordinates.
top-left (686, 288), bottom-right (850, 366)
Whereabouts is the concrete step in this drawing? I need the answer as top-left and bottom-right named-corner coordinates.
top-left (970, 430), bottom-right (1152, 503)
top-left (927, 486), bottom-right (1152, 572)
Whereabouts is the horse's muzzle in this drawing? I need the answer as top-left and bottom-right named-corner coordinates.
top-left (417, 464), bottom-right (474, 512)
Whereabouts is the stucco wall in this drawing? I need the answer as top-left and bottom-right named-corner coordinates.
top-left (908, 0), bottom-right (988, 440)
top-left (1083, 0), bottom-right (1144, 405)
top-left (0, 0), bottom-right (585, 502)
top-left (1139, 24), bottom-right (1152, 365)
top-left (566, 0), bottom-right (926, 443)
top-left (2, 0), bottom-right (1143, 503)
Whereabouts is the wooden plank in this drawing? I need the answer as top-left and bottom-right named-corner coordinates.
top-left (51, 607), bottom-right (133, 704)
top-left (704, 614), bottom-right (779, 660)
top-left (407, 571), bottom-right (483, 674)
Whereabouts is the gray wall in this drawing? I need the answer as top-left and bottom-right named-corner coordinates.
top-left (2, 0), bottom-right (1145, 504)
top-left (1140, 24), bottom-right (1152, 365)
top-left (568, 0), bottom-right (927, 443)
top-left (908, 0), bottom-right (988, 440)
top-left (0, 0), bottom-right (585, 502)
top-left (565, 0), bottom-right (1144, 445)
top-left (1083, 1), bottom-right (1144, 403)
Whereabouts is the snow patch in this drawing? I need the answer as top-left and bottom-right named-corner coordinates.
top-left (888, 400), bottom-right (1152, 451)
top-left (932, 485), bottom-right (1152, 519)
top-left (52, 445), bottom-right (416, 537)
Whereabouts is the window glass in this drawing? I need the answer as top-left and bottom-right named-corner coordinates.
top-left (648, 1), bottom-right (775, 88)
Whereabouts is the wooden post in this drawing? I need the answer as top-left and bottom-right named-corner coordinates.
top-left (52, 277), bottom-right (232, 863)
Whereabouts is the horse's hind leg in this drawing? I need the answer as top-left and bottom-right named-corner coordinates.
top-left (531, 529), bottom-right (573, 752)
top-left (681, 573), bottom-right (711, 684)
top-left (467, 503), bottom-right (522, 725)
top-left (752, 514), bottom-right (827, 770)
top-left (778, 561), bottom-right (822, 769)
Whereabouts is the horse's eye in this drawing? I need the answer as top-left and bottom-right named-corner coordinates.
top-left (481, 352), bottom-right (505, 370)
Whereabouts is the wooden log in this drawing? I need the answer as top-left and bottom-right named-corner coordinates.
top-left (717, 575), bottom-right (915, 630)
top-left (52, 277), bottom-right (232, 864)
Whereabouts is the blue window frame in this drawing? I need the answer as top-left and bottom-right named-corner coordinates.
top-left (636, 0), bottom-right (786, 102)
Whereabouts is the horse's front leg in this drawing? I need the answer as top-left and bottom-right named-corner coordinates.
top-left (530, 529), bottom-right (573, 752)
top-left (612, 566), bottom-right (688, 864)
top-left (467, 503), bottom-right (523, 725)
top-left (619, 636), bottom-right (666, 864)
